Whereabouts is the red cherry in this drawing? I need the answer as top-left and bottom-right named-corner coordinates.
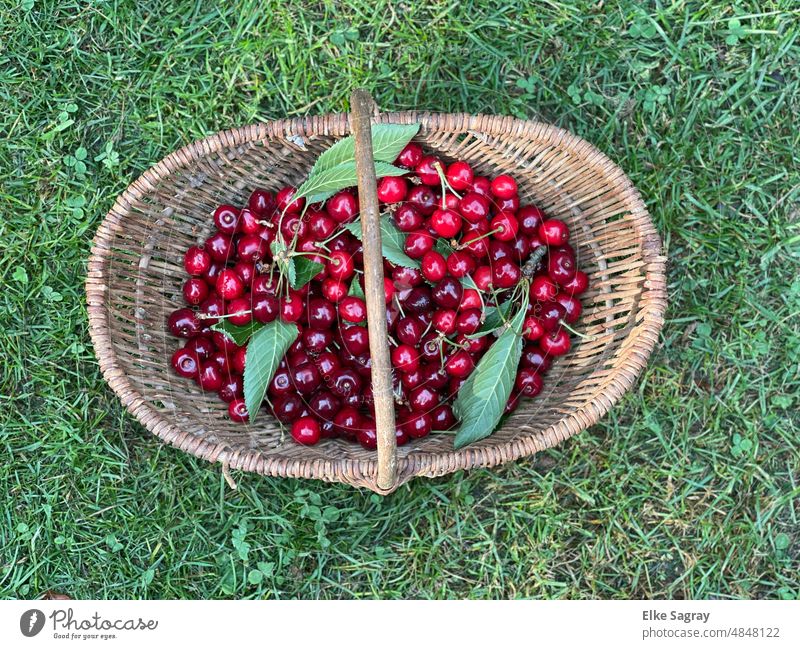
top-left (523, 315), bottom-right (545, 341)
top-left (540, 328), bottom-right (571, 356)
top-left (431, 277), bottom-right (463, 309)
top-left (406, 185), bottom-right (437, 215)
top-left (327, 250), bottom-right (355, 280)
top-left (215, 269), bottom-right (244, 300)
top-left (539, 219), bottom-right (570, 246)
top-left (228, 399), bottom-right (249, 423)
top-left (409, 386), bottom-right (441, 413)
top-left (185, 335), bottom-right (214, 359)
top-left (392, 266), bottom-right (425, 287)
top-left (517, 205), bottom-right (545, 236)
top-left (333, 406), bottom-right (362, 439)
top-left (205, 232), bottom-right (234, 262)
top-left (184, 246), bottom-right (211, 276)
top-left (291, 363), bottom-right (321, 395)
top-left (473, 265), bottom-right (493, 291)
top-left (392, 203), bottom-right (424, 232)
top-left (197, 361), bottom-right (223, 391)
top-left (462, 288), bottom-right (482, 310)
top-left (227, 297), bottom-right (252, 326)
top-left (326, 190), bottom-right (359, 223)
top-left (516, 368), bottom-right (543, 397)
top-left (383, 277), bottom-right (395, 303)
top-left (490, 174), bottom-right (518, 199)
top-left (316, 351), bottom-right (340, 378)
top-left (395, 142), bottom-right (423, 169)
top-left (522, 345), bottom-right (552, 373)
top-left (329, 368), bottom-right (362, 399)
top-left (391, 344), bottom-right (420, 373)
top-left (276, 186), bottom-right (305, 214)
top-left (171, 347), bottom-right (201, 378)
top-left (430, 208), bottom-right (462, 238)
top-left (560, 270), bottom-right (589, 296)
top-left (272, 394), bottom-right (304, 423)
top-left (340, 325), bottom-right (369, 355)
top-left (455, 309), bottom-right (481, 335)
top-left (307, 298), bottom-right (336, 329)
top-left (431, 404), bottom-right (456, 430)
top-left (231, 346), bottom-right (247, 375)
top-left (537, 301), bottom-right (567, 331)
top-left (252, 293), bottom-right (279, 323)
top-left (404, 230), bottom-right (435, 259)
top-left (199, 295), bottom-right (225, 325)
top-left (495, 194), bottom-right (520, 213)
top-left (459, 192), bottom-right (491, 223)
top-left (490, 212), bottom-right (519, 242)
top-left (211, 330), bottom-right (241, 356)
top-left (445, 349), bottom-right (475, 377)
top-left (233, 261), bottom-right (256, 288)
top-left (446, 161), bottom-right (474, 191)
top-left (238, 208), bottom-right (261, 234)
top-left (219, 375), bottom-right (244, 403)
top-left (415, 155), bottom-right (442, 186)
top-left (168, 308), bottom-right (202, 338)
top-left (555, 293), bottom-right (582, 324)
top-left (530, 275), bottom-right (559, 302)
top-left (279, 213), bottom-right (308, 242)
top-left (182, 278), bottom-right (209, 305)
top-left (395, 315), bottom-right (426, 345)
top-left (377, 176), bottom-right (408, 203)
top-left (443, 193), bottom-right (460, 210)
top-left (357, 422), bottom-right (378, 450)
top-left (237, 234), bottom-right (268, 262)
top-left (432, 309), bottom-right (457, 335)
top-left (471, 176), bottom-right (491, 195)
top-left (338, 296), bottom-right (367, 323)
top-left (446, 250), bottom-right (476, 278)
top-left (303, 328), bottom-right (333, 353)
top-left (213, 205), bottom-right (241, 235)
top-left (491, 259), bottom-right (521, 289)
top-left (460, 232), bottom-right (490, 258)
top-left (308, 212), bottom-right (336, 240)
top-left (419, 251), bottom-right (446, 282)
top-left (547, 249), bottom-right (576, 284)
top-left (202, 261), bottom-right (223, 288)
top-left (279, 292), bottom-right (304, 322)
top-left (321, 278), bottom-right (348, 303)
top-left (248, 189), bottom-right (276, 217)
top-left (402, 412), bottom-right (432, 439)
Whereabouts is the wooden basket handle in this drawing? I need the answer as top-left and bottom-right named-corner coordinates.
top-left (350, 89), bottom-right (397, 491)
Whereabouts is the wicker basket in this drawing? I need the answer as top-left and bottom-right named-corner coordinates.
top-left (86, 93), bottom-right (666, 494)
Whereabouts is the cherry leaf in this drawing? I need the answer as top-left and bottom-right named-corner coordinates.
top-left (243, 320), bottom-right (299, 423)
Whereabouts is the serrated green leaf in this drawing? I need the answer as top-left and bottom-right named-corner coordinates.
top-left (467, 299), bottom-right (515, 339)
top-left (211, 319), bottom-right (264, 347)
top-left (434, 238), bottom-right (452, 257)
top-left (295, 160), bottom-right (406, 205)
top-left (453, 294), bottom-right (528, 449)
top-left (348, 276), bottom-right (365, 299)
top-left (292, 255), bottom-right (325, 289)
top-left (345, 215), bottom-right (420, 269)
top-left (243, 320), bottom-right (298, 423)
top-left (308, 123), bottom-right (420, 178)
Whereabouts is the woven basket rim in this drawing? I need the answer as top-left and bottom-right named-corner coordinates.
top-left (86, 111), bottom-right (667, 493)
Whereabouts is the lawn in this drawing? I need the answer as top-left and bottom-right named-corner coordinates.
top-left (1, 0), bottom-right (799, 599)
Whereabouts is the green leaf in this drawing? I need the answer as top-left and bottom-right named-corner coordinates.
top-left (211, 319), bottom-right (264, 347)
top-left (12, 267), bottom-right (28, 284)
top-left (248, 569), bottom-right (263, 584)
top-left (467, 299), bottom-right (515, 339)
top-left (434, 238), bottom-right (452, 257)
top-left (453, 294), bottom-right (528, 449)
top-left (292, 255), bottom-right (324, 289)
top-left (295, 160), bottom-right (406, 205)
top-left (344, 215), bottom-right (420, 269)
top-left (243, 319), bottom-right (298, 423)
top-left (348, 276), bottom-right (365, 299)
top-left (308, 123), bottom-right (420, 177)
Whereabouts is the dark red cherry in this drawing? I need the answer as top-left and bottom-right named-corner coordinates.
top-left (292, 362), bottom-right (321, 395)
top-left (252, 274), bottom-right (277, 295)
top-left (537, 301), bottom-right (567, 331)
top-left (409, 386), bottom-right (440, 413)
top-left (302, 327), bottom-right (333, 353)
top-left (393, 203), bottom-right (424, 232)
top-left (330, 368), bottom-right (362, 398)
top-left (248, 189), bottom-right (276, 217)
top-left (185, 335), bottom-right (214, 359)
top-left (184, 246), bottom-right (211, 276)
top-left (391, 344), bottom-right (420, 373)
top-left (307, 298), bottom-right (336, 329)
top-left (516, 368), bottom-right (543, 397)
top-left (219, 375), bottom-right (244, 403)
top-left (272, 393), bottom-right (304, 423)
top-left (404, 229), bottom-right (435, 259)
top-left (431, 277), bottom-right (463, 309)
top-left (308, 212), bottom-right (336, 240)
top-left (420, 363), bottom-right (449, 390)
top-left (490, 174), bottom-right (518, 199)
top-left (340, 325), bottom-right (369, 355)
top-left (279, 292), bottom-right (304, 322)
top-left (531, 275), bottom-right (559, 302)
top-left (431, 404), bottom-right (456, 430)
top-left (171, 347), bottom-right (200, 378)
top-left (168, 308), bottom-right (202, 338)
top-left (291, 416), bottom-right (321, 445)
top-left (321, 278), bottom-right (347, 303)
top-left (539, 219), bottom-right (570, 246)
top-left (197, 361), bottom-right (223, 391)
top-left (205, 232), bottom-right (234, 262)
top-left (333, 406), bottom-right (362, 439)
top-left (377, 176), bottom-right (408, 203)
top-left (523, 315), bottom-right (545, 341)
top-left (404, 286), bottom-right (433, 314)
top-left (444, 349), bottom-right (474, 378)
top-left (183, 278), bottom-right (209, 305)
top-left (237, 234), bottom-right (268, 262)
top-left (560, 270), bottom-right (589, 296)
top-left (228, 399), bottom-right (249, 422)
top-left (456, 309), bottom-right (481, 335)
top-left (213, 205), bottom-right (241, 235)
top-left (406, 185), bottom-right (437, 216)
top-left (517, 205), bottom-right (545, 236)
top-left (446, 161), bottom-right (474, 191)
top-left (327, 191), bottom-right (359, 223)
top-left (308, 390), bottom-right (341, 420)
top-left (540, 328), bottom-right (571, 356)
top-left (521, 345), bottom-right (552, 373)
top-left (392, 265), bottom-right (425, 288)
top-left (432, 309), bottom-right (457, 335)
top-left (215, 269), bottom-right (244, 300)
top-left (227, 297), bottom-right (252, 326)
top-left (491, 259), bottom-right (521, 289)
top-left (395, 316), bottom-right (426, 345)
top-left (211, 330), bottom-right (240, 356)
top-left (238, 208), bottom-right (261, 235)
top-left (315, 351), bottom-right (340, 377)
top-left (555, 293), bottom-right (582, 324)
top-left (459, 192), bottom-right (491, 223)
top-left (252, 293), bottom-right (279, 323)
top-left (276, 186), bottom-right (304, 214)
top-left (357, 423), bottom-right (379, 450)
top-left (548, 249), bottom-right (576, 284)
top-left (415, 155), bottom-right (443, 186)
top-left (402, 412), bottom-right (432, 439)
top-left (395, 142), bottom-right (424, 169)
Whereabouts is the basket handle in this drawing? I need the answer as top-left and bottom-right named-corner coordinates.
top-left (350, 89), bottom-right (397, 491)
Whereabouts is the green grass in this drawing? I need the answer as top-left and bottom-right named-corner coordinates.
top-left (2, 0), bottom-right (799, 599)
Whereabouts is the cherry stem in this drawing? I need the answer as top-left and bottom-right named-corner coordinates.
top-left (560, 320), bottom-right (596, 341)
top-left (455, 226), bottom-right (503, 250)
top-left (291, 251), bottom-right (333, 262)
top-left (433, 162), bottom-right (462, 207)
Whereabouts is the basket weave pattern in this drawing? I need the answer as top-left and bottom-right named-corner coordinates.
top-left (86, 112), bottom-right (666, 493)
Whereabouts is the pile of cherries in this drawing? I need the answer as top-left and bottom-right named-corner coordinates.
top-left (168, 142), bottom-right (589, 448)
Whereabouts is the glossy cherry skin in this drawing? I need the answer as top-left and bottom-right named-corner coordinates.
top-left (219, 374), bottom-right (244, 403)
top-left (377, 176), bottom-right (408, 203)
top-left (327, 191), bottom-right (358, 223)
top-left (226, 297), bottom-right (252, 326)
top-left (459, 192), bottom-right (491, 223)
top-left (536, 301), bottom-right (567, 331)
top-left (276, 186), bottom-right (304, 214)
top-left (548, 248), bottom-right (576, 285)
top-left (329, 368), bottom-right (362, 399)
top-left (395, 316), bottom-right (426, 345)
top-left (419, 333), bottom-right (442, 362)
top-left (290, 416), bottom-right (321, 445)
top-left (511, 234), bottom-right (530, 263)
top-left (185, 335), bottom-right (214, 359)
top-left (248, 189), bottom-right (276, 217)
top-left (211, 330), bottom-right (240, 356)
top-left (409, 386), bottom-right (441, 412)
top-left (446, 250), bottom-right (476, 278)
top-left (393, 203), bottom-right (424, 232)
top-left (168, 308), bottom-right (202, 338)
top-left (516, 368), bottom-right (543, 397)
top-left (215, 269), bottom-right (244, 300)
top-left (333, 406), bottom-right (362, 439)
top-left (182, 278), bottom-right (209, 306)
top-left (392, 266), bottom-right (425, 288)
top-left (171, 347), bottom-right (201, 378)
top-left (461, 289), bottom-right (482, 310)
top-left (456, 309), bottom-right (481, 335)
top-left (404, 230), bottom-right (435, 259)
top-left (252, 293), bottom-right (279, 323)
top-left (202, 261), bottom-right (223, 287)
top-left (209, 350), bottom-right (232, 375)
top-left (272, 393), bottom-right (304, 423)
top-left (213, 205), bottom-right (241, 235)
top-left (490, 174), bottom-right (518, 199)
top-left (471, 176), bottom-right (491, 195)
top-left (327, 250), bottom-right (355, 280)
top-left (521, 345), bottom-right (552, 373)
top-left (457, 332), bottom-right (489, 355)
top-left (490, 212), bottom-right (519, 242)
top-left (238, 208), bottom-right (261, 235)
top-left (315, 351), bottom-right (340, 378)
top-left (539, 219), bottom-right (570, 246)
top-left (430, 208), bottom-right (462, 238)
top-left (291, 362), bottom-right (321, 395)
top-left (555, 293), bottom-right (582, 324)
top-left (432, 309), bottom-right (457, 335)
top-left (237, 235), bottom-right (268, 265)
top-left (400, 368), bottom-right (424, 391)
top-left (445, 349), bottom-right (475, 377)
top-left (279, 292), bottom-right (304, 322)
top-left (205, 232), bottom-right (234, 262)
top-left (560, 270), bottom-right (589, 296)
top-left (531, 275), bottom-right (559, 302)
top-left (317, 278), bottom-right (344, 304)
top-left (184, 246), bottom-right (212, 276)
top-left (446, 161), bottom-right (474, 191)
top-left (338, 296), bottom-right (367, 323)
top-left (404, 286), bottom-right (433, 314)
top-left (540, 328), bottom-right (571, 356)
top-left (383, 277), bottom-right (395, 303)
top-left (471, 266), bottom-right (492, 294)
top-left (395, 142), bottom-right (423, 169)
top-left (517, 205), bottom-right (545, 236)
top-left (415, 155), bottom-right (443, 186)
top-left (302, 328), bottom-right (333, 353)
top-left (306, 298), bottom-right (336, 329)
top-left (406, 185), bottom-right (437, 216)
top-left (523, 315), bottom-right (545, 341)
top-left (197, 361), bottom-right (223, 391)
top-left (431, 404), bottom-right (456, 430)
top-left (340, 325), bottom-right (369, 355)
top-left (495, 194), bottom-right (520, 213)
top-left (491, 259), bottom-right (521, 289)
top-left (357, 423), bottom-right (378, 450)
top-left (391, 344), bottom-right (420, 373)
top-left (431, 277), bottom-right (463, 309)
top-left (420, 364), bottom-right (450, 390)
top-left (228, 399), bottom-right (249, 422)
top-left (402, 412), bottom-right (433, 439)
top-left (252, 274), bottom-right (277, 295)
top-left (308, 390), bottom-right (341, 420)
